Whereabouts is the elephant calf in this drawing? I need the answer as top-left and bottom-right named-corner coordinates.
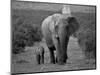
top-left (35, 46), bottom-right (45, 64)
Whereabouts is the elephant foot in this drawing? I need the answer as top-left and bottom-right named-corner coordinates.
top-left (57, 61), bottom-right (66, 65)
top-left (50, 62), bottom-right (55, 64)
top-left (57, 59), bottom-right (67, 65)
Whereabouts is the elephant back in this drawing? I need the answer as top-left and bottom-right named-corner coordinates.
top-left (41, 15), bottom-right (54, 47)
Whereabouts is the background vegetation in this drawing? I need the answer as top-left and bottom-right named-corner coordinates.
top-left (72, 12), bottom-right (96, 59)
top-left (12, 9), bottom-right (57, 54)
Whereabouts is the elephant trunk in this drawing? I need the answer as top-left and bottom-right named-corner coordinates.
top-left (60, 35), bottom-right (69, 62)
top-left (56, 28), bottom-right (69, 64)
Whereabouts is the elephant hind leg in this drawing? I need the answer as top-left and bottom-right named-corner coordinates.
top-left (48, 46), bottom-right (56, 64)
top-left (41, 53), bottom-right (44, 64)
top-left (36, 54), bottom-right (41, 64)
top-left (55, 57), bottom-right (58, 63)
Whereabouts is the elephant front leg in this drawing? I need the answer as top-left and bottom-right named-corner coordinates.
top-left (56, 43), bottom-right (67, 65)
top-left (48, 46), bottom-right (56, 64)
top-left (56, 36), bottom-right (69, 65)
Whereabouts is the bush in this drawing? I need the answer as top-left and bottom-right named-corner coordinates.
top-left (76, 26), bottom-right (96, 59)
top-left (12, 16), bottom-right (42, 54)
top-left (72, 12), bottom-right (96, 59)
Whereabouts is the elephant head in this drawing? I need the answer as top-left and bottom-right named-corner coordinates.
top-left (41, 14), bottom-right (79, 64)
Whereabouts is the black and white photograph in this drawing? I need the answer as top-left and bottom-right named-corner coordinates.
top-left (11, 0), bottom-right (96, 74)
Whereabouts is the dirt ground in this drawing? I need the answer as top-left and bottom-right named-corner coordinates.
top-left (11, 37), bottom-right (96, 74)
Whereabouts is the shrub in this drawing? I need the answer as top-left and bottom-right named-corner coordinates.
top-left (12, 15), bottom-right (42, 54)
top-left (76, 26), bottom-right (96, 59)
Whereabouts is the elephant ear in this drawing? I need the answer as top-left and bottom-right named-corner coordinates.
top-left (67, 17), bottom-right (79, 35)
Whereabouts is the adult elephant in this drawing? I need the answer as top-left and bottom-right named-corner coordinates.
top-left (41, 13), bottom-right (79, 65)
